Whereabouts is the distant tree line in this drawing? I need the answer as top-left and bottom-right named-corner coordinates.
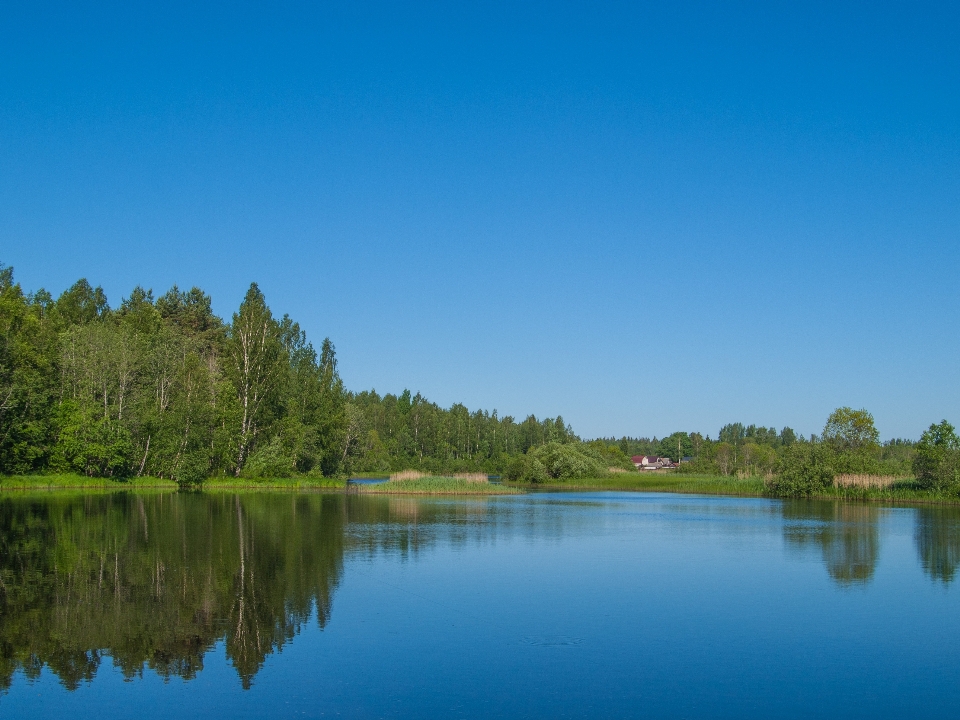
top-left (2, 263), bottom-right (956, 492)
top-left (602, 408), bottom-right (960, 496)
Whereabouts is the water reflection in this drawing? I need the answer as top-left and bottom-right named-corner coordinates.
top-left (5, 492), bottom-right (960, 694)
top-left (0, 492), bottom-right (345, 691)
top-left (915, 506), bottom-right (960, 584)
top-left (782, 501), bottom-right (882, 585)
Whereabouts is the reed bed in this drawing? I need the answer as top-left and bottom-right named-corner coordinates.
top-left (389, 470), bottom-right (489, 483)
top-left (834, 474), bottom-right (907, 489)
top-left (362, 477), bottom-right (520, 495)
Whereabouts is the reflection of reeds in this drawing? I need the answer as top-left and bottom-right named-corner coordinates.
top-left (834, 474), bottom-right (906, 489)
top-left (388, 498), bottom-right (420, 519)
top-left (389, 470), bottom-right (488, 483)
top-left (362, 477), bottom-right (519, 494)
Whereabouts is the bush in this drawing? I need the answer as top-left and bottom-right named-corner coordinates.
top-left (768, 443), bottom-right (835, 497)
top-left (913, 421), bottom-right (960, 493)
top-left (504, 454), bottom-right (548, 483)
top-left (173, 451), bottom-right (210, 487)
top-left (529, 442), bottom-right (606, 480)
top-left (241, 437), bottom-right (296, 479)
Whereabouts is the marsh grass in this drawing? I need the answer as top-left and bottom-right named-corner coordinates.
top-left (0, 474), bottom-right (178, 490)
top-left (203, 477), bottom-right (346, 490)
top-left (520, 473), bottom-right (767, 496)
top-left (0, 474), bottom-right (345, 491)
top-left (362, 476), bottom-right (520, 494)
top-left (816, 478), bottom-right (960, 504)
top-left (389, 470), bottom-right (488, 482)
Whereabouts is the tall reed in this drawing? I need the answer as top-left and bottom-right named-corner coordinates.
top-left (389, 470), bottom-right (489, 483)
top-left (834, 474), bottom-right (907, 489)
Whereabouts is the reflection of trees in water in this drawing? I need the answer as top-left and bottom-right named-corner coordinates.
top-left (915, 506), bottom-right (960, 584)
top-left (782, 501), bottom-right (881, 586)
top-left (0, 492), bottom-right (632, 692)
top-left (0, 492), bottom-right (345, 691)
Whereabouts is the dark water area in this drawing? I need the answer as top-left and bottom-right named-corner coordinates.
top-left (2, 491), bottom-right (959, 718)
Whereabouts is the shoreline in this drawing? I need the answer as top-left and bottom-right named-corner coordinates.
top-left (3, 473), bottom-right (959, 506)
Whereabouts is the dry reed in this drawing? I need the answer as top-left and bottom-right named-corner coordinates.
top-left (389, 470), bottom-right (489, 483)
top-left (834, 474), bottom-right (906, 489)
top-left (390, 470), bottom-right (427, 482)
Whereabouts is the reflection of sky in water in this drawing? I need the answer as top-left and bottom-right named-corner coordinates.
top-left (3, 491), bottom-right (960, 719)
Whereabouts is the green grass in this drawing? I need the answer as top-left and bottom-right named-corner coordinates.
top-left (808, 479), bottom-right (960, 505)
top-left (514, 473), bottom-right (767, 496)
top-left (0, 473), bottom-right (179, 490)
top-left (0, 473), bottom-right (346, 492)
top-left (204, 476), bottom-right (347, 489)
top-left (511, 473), bottom-right (960, 506)
top-left (358, 477), bottom-right (521, 495)
top-left (7, 472), bottom-right (958, 506)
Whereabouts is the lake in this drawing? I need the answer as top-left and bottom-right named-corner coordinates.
top-left (2, 490), bottom-right (959, 718)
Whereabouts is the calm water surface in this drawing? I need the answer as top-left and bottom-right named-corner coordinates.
top-left (2, 491), bottom-right (959, 718)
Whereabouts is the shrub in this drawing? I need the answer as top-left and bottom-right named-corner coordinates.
top-left (768, 443), bottom-right (835, 497)
top-left (529, 442), bottom-right (606, 480)
top-left (241, 437), bottom-right (296, 479)
top-left (504, 454), bottom-right (548, 483)
top-left (173, 451), bottom-right (210, 487)
top-left (913, 421), bottom-right (960, 493)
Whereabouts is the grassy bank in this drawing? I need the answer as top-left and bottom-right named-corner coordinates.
top-left (513, 473), bottom-right (960, 506)
top-left (516, 473), bottom-right (767, 496)
top-left (0, 474), bottom-right (178, 490)
top-left (358, 477), bottom-right (521, 495)
top-left (0, 474), bottom-right (346, 491)
top-left (810, 480), bottom-right (960, 505)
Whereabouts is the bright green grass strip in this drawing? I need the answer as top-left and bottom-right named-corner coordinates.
top-left (0, 474), bottom-right (346, 491)
top-left (0, 474), bottom-right (178, 490)
top-left (203, 477), bottom-right (347, 490)
top-left (359, 477), bottom-right (521, 494)
top-left (520, 473), bottom-right (767, 496)
top-left (516, 474), bottom-right (960, 506)
top-left (810, 480), bottom-right (960, 505)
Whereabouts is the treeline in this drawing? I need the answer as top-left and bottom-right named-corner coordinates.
top-left (602, 409), bottom-right (960, 497)
top-left (601, 414), bottom-right (915, 479)
top-left (3, 263), bottom-right (957, 492)
top-left (0, 264), bottom-right (576, 482)
top-left (342, 388), bottom-right (574, 474)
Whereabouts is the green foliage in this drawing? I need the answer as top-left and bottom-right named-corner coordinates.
top-left (241, 436), bottom-right (296, 479)
top-left (658, 432), bottom-right (693, 462)
top-left (172, 451), bottom-right (211, 487)
top-left (528, 442), bottom-right (607, 480)
top-left (0, 264), bottom-right (352, 482)
top-left (51, 401), bottom-right (133, 477)
top-left (768, 443), bottom-right (835, 497)
top-left (913, 421), bottom-right (960, 493)
top-left (823, 407), bottom-right (880, 450)
top-left (822, 407), bottom-right (881, 474)
top-left (504, 453), bottom-right (548, 483)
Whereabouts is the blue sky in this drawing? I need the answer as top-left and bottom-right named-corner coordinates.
top-left (2, 1), bottom-right (958, 440)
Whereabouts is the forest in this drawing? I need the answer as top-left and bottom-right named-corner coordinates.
top-left (0, 264), bottom-right (575, 482)
top-left (1, 263), bottom-right (957, 493)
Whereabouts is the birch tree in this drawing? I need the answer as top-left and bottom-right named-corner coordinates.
top-left (226, 284), bottom-right (283, 475)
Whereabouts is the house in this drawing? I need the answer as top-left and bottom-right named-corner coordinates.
top-left (631, 455), bottom-right (677, 470)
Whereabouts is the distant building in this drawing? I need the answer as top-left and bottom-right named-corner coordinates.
top-left (631, 455), bottom-right (677, 470)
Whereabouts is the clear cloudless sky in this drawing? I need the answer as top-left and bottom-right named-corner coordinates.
top-left (1, 1), bottom-right (958, 440)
